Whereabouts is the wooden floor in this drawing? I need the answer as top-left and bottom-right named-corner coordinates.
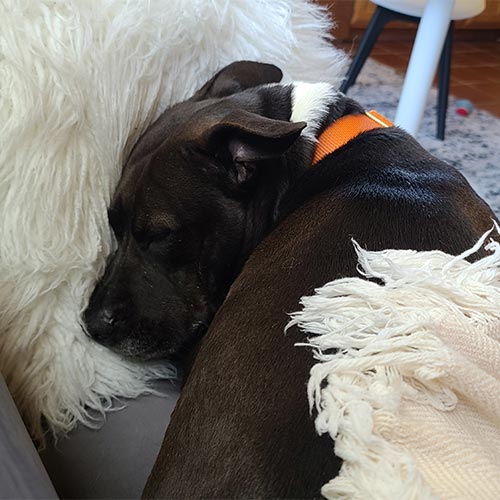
top-left (335, 39), bottom-right (500, 117)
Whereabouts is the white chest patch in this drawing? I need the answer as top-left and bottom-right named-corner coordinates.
top-left (290, 82), bottom-right (339, 141)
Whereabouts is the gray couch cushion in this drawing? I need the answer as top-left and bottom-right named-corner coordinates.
top-left (40, 381), bottom-right (179, 499)
top-left (0, 375), bottom-right (57, 499)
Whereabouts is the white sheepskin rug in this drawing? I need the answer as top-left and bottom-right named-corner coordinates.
top-left (290, 225), bottom-right (500, 499)
top-left (0, 0), bottom-right (346, 440)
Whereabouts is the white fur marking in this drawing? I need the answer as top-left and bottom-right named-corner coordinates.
top-left (290, 82), bottom-right (338, 141)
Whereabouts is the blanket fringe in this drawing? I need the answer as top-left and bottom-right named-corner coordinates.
top-left (288, 224), bottom-right (500, 499)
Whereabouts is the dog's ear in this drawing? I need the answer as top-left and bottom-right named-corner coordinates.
top-left (191, 61), bottom-right (283, 101)
top-left (203, 109), bottom-right (306, 186)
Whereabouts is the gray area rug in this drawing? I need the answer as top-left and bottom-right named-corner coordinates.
top-left (346, 58), bottom-right (500, 216)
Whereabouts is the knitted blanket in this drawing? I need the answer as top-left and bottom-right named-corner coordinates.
top-left (290, 225), bottom-right (500, 499)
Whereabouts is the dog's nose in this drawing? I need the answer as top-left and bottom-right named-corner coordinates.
top-left (83, 307), bottom-right (123, 344)
top-left (100, 308), bottom-right (117, 326)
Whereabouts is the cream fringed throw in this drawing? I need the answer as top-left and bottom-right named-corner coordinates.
top-left (289, 225), bottom-right (500, 499)
top-left (0, 0), bottom-right (346, 440)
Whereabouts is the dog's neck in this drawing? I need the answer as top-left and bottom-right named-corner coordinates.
top-left (235, 85), bottom-right (364, 271)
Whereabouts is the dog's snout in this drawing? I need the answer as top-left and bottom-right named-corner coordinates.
top-left (100, 308), bottom-right (117, 326)
top-left (84, 305), bottom-right (125, 344)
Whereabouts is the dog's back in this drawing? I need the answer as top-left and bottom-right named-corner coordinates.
top-left (143, 107), bottom-right (497, 498)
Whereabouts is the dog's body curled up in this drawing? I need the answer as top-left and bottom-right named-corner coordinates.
top-left (83, 62), bottom-right (498, 498)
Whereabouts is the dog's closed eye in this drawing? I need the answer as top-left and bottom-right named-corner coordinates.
top-left (134, 228), bottom-right (173, 250)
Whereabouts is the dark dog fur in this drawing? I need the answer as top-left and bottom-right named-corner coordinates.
top-left (83, 61), bottom-right (498, 498)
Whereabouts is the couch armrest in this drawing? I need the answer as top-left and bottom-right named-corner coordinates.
top-left (0, 374), bottom-right (57, 499)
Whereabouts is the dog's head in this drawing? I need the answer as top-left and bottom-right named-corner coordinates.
top-left (84, 61), bottom-right (306, 360)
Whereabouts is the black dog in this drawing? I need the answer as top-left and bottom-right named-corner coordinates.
top-left (84, 61), bottom-right (497, 497)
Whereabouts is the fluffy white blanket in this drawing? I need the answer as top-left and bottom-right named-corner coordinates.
top-left (0, 0), bottom-right (346, 440)
top-left (290, 225), bottom-right (500, 499)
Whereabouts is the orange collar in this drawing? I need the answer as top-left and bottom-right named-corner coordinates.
top-left (312, 110), bottom-right (393, 165)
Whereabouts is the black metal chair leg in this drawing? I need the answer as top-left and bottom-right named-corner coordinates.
top-left (342, 5), bottom-right (453, 139)
top-left (340, 7), bottom-right (392, 93)
top-left (437, 22), bottom-right (454, 140)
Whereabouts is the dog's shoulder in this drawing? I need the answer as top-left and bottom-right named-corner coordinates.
top-left (294, 126), bottom-right (470, 206)
top-left (280, 123), bottom-right (498, 253)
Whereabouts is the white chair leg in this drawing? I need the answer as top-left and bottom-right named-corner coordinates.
top-left (395, 0), bottom-right (455, 137)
